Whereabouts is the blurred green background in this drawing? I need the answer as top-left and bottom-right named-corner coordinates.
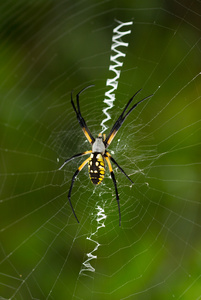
top-left (1, 0), bottom-right (201, 299)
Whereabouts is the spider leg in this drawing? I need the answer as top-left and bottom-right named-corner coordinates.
top-left (71, 85), bottom-right (95, 144)
top-left (68, 156), bottom-right (91, 223)
top-left (59, 150), bottom-right (92, 170)
top-left (105, 156), bottom-right (121, 226)
top-left (105, 151), bottom-right (134, 184)
top-left (104, 89), bottom-right (153, 148)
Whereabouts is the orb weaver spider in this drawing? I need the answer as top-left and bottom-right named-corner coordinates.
top-left (59, 85), bottom-right (152, 226)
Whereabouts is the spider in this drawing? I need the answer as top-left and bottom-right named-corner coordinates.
top-left (59, 85), bottom-right (152, 226)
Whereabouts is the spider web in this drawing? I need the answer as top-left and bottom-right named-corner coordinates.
top-left (1, 1), bottom-right (201, 299)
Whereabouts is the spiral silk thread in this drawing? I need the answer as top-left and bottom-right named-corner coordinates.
top-left (80, 20), bottom-right (133, 276)
top-left (101, 19), bottom-right (133, 133)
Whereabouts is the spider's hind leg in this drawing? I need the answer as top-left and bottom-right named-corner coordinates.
top-left (105, 151), bottom-right (134, 185)
top-left (68, 156), bottom-right (90, 223)
top-left (105, 155), bottom-right (121, 226)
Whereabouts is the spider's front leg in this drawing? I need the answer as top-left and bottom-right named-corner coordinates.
top-left (71, 85), bottom-right (95, 145)
top-left (104, 90), bottom-right (152, 148)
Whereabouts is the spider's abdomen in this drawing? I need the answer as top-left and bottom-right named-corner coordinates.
top-left (88, 152), bottom-right (105, 185)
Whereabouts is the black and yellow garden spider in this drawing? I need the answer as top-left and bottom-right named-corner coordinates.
top-left (59, 85), bottom-right (152, 226)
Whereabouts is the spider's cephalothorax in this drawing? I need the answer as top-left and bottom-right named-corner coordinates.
top-left (59, 85), bottom-right (152, 226)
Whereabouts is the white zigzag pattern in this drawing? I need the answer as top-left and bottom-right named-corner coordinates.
top-left (80, 20), bottom-right (133, 276)
top-left (101, 19), bottom-right (133, 133)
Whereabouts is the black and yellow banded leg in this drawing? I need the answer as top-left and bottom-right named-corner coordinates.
top-left (104, 130), bottom-right (117, 148)
top-left (71, 85), bottom-right (95, 145)
top-left (68, 157), bottom-right (91, 223)
top-left (59, 150), bottom-right (92, 170)
top-left (104, 90), bottom-right (152, 148)
top-left (105, 156), bottom-right (121, 226)
top-left (105, 151), bottom-right (134, 184)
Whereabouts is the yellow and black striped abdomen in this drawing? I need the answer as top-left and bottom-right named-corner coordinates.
top-left (88, 152), bottom-right (105, 185)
